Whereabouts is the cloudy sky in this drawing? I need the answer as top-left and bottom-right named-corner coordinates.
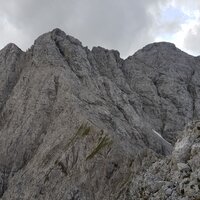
top-left (0, 0), bottom-right (200, 58)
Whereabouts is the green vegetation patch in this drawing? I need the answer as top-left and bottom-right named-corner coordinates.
top-left (74, 122), bottom-right (91, 137)
top-left (86, 134), bottom-right (113, 160)
top-left (80, 124), bottom-right (91, 137)
top-left (64, 122), bottom-right (91, 150)
top-left (116, 172), bottom-right (133, 199)
top-left (119, 172), bottom-right (132, 189)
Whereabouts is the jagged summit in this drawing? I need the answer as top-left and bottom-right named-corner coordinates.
top-left (0, 43), bottom-right (23, 58)
top-left (1, 28), bottom-right (191, 60)
top-left (0, 29), bottom-right (200, 199)
top-left (3, 43), bottom-right (21, 51)
top-left (33, 28), bottom-right (82, 47)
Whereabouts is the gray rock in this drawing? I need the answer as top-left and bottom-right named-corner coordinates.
top-left (128, 120), bottom-right (200, 199)
top-left (0, 28), bottom-right (200, 199)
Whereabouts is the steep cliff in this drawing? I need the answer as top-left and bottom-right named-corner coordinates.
top-left (0, 29), bottom-right (200, 199)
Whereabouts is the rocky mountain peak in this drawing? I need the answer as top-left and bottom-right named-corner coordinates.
top-left (2, 43), bottom-right (21, 51)
top-left (0, 29), bottom-right (200, 199)
top-left (141, 41), bottom-right (176, 51)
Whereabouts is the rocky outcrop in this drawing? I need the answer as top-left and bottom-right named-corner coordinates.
top-left (0, 28), bottom-right (200, 199)
top-left (128, 120), bottom-right (200, 200)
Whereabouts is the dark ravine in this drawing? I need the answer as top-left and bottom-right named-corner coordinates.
top-left (0, 28), bottom-right (200, 199)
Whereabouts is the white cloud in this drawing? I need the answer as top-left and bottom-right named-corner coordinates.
top-left (0, 0), bottom-right (200, 57)
top-left (0, 14), bottom-right (30, 50)
top-left (0, 0), bottom-right (169, 58)
top-left (154, 1), bottom-right (200, 56)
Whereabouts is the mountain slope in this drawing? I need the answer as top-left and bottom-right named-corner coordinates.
top-left (0, 29), bottom-right (200, 199)
top-left (128, 120), bottom-right (200, 200)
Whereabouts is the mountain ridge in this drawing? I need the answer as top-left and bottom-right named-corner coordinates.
top-left (1, 28), bottom-right (197, 59)
top-left (0, 28), bottom-right (200, 199)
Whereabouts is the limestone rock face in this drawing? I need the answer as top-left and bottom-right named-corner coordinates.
top-left (128, 120), bottom-right (200, 200)
top-left (0, 28), bottom-right (200, 199)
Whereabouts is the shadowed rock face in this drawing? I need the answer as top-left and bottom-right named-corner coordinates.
top-left (0, 28), bottom-right (199, 199)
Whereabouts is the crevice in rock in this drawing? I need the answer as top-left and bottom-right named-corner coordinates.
top-left (187, 70), bottom-right (196, 119)
top-left (116, 105), bottom-right (130, 123)
top-left (152, 77), bottom-right (161, 98)
top-left (128, 100), bottom-right (141, 116)
top-left (51, 35), bottom-right (87, 84)
top-left (50, 33), bottom-right (70, 66)
top-left (55, 40), bottom-right (65, 57)
top-left (0, 168), bottom-right (10, 198)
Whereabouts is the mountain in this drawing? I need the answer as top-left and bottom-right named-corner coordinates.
top-left (0, 28), bottom-right (200, 199)
top-left (129, 120), bottom-right (200, 200)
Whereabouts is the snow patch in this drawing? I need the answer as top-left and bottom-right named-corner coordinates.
top-left (152, 129), bottom-right (171, 146)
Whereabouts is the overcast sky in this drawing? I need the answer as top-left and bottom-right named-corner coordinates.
top-left (0, 0), bottom-right (200, 58)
